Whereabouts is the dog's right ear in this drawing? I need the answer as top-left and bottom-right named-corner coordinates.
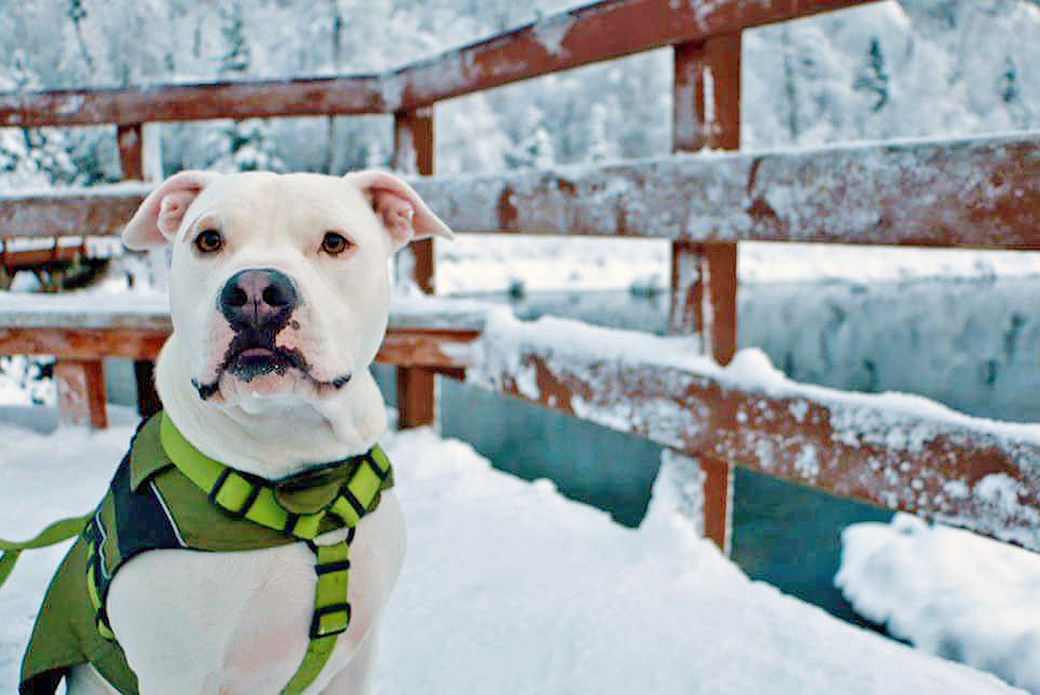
top-left (122, 171), bottom-right (217, 250)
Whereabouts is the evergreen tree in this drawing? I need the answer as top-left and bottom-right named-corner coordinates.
top-left (0, 55), bottom-right (79, 191)
top-left (208, 4), bottom-right (284, 173)
top-left (585, 103), bottom-right (620, 163)
top-left (219, 4), bottom-right (250, 77)
top-left (998, 57), bottom-right (1018, 104)
top-left (780, 27), bottom-right (800, 140)
top-left (854, 38), bottom-right (889, 113)
top-left (67, 0), bottom-right (96, 73)
top-left (505, 106), bottom-right (555, 169)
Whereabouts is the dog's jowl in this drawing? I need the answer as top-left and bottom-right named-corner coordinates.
top-left (19, 170), bottom-right (452, 695)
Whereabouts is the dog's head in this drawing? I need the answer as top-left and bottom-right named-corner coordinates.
top-left (123, 170), bottom-right (452, 409)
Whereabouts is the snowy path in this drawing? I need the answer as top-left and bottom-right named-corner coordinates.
top-left (0, 409), bottom-right (1025, 694)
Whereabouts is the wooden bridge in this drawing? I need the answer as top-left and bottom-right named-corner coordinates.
top-left (1, 0), bottom-right (1039, 556)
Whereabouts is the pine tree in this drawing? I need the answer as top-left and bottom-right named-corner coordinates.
top-left (780, 27), bottom-right (800, 140)
top-left (505, 106), bottom-right (555, 169)
top-left (585, 103), bottom-right (620, 163)
top-left (208, 4), bottom-right (284, 173)
top-left (67, 0), bottom-right (96, 73)
top-left (219, 4), bottom-right (250, 77)
top-left (853, 38), bottom-right (888, 113)
top-left (998, 57), bottom-right (1018, 104)
top-left (0, 54), bottom-right (79, 190)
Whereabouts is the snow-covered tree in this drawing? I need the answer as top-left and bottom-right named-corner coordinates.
top-left (854, 38), bottom-right (889, 113)
top-left (219, 3), bottom-right (251, 76)
top-left (998, 56), bottom-right (1018, 104)
top-left (585, 103), bottom-right (620, 163)
top-left (505, 105), bottom-right (555, 169)
top-left (205, 3), bottom-right (284, 173)
top-left (0, 54), bottom-right (81, 191)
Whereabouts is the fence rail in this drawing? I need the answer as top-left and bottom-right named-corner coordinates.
top-left (6, 133), bottom-right (1039, 248)
top-left (2, 0), bottom-right (1038, 555)
top-left (0, 0), bottom-right (874, 128)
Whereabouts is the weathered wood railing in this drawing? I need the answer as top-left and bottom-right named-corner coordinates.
top-left (3, 0), bottom-right (1040, 553)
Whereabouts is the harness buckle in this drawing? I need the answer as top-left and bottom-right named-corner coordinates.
top-left (310, 602), bottom-right (351, 639)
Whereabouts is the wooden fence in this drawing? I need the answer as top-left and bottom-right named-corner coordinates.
top-left (2, 0), bottom-right (1039, 554)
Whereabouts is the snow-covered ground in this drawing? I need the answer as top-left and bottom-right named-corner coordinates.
top-left (0, 407), bottom-right (1028, 694)
top-left (837, 514), bottom-right (1040, 695)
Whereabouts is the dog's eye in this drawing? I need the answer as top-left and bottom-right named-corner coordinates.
top-left (195, 229), bottom-right (224, 254)
top-left (321, 232), bottom-right (351, 256)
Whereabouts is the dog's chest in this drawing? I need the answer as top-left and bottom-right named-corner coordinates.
top-left (105, 492), bottom-right (406, 694)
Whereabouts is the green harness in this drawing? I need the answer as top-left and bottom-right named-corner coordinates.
top-left (3, 411), bottom-right (393, 695)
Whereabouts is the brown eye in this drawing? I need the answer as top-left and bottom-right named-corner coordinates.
top-left (321, 232), bottom-right (351, 255)
top-left (195, 229), bottom-right (223, 254)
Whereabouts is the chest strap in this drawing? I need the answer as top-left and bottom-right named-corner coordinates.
top-left (158, 414), bottom-right (392, 695)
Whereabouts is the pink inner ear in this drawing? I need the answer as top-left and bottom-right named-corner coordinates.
top-left (157, 190), bottom-right (198, 238)
top-left (373, 189), bottom-right (418, 247)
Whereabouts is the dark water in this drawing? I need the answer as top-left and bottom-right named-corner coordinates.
top-left (377, 275), bottom-right (1040, 626)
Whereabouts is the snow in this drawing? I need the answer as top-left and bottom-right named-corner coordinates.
top-left (531, 14), bottom-right (575, 57)
top-left (0, 409), bottom-right (1027, 694)
top-left (837, 513), bottom-right (1040, 694)
top-left (459, 304), bottom-right (1040, 447)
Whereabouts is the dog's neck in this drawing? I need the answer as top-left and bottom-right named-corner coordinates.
top-left (154, 336), bottom-right (388, 479)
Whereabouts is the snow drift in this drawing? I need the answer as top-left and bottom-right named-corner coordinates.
top-left (837, 513), bottom-right (1040, 694)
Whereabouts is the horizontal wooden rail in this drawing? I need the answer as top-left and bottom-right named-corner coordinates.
top-left (0, 294), bottom-right (484, 366)
top-left (0, 185), bottom-right (148, 239)
top-left (386, 0), bottom-right (875, 112)
top-left (457, 312), bottom-right (1040, 552)
top-left (0, 0), bottom-right (876, 128)
top-left (0, 75), bottom-right (385, 128)
top-left (412, 133), bottom-right (1040, 247)
top-left (3, 133), bottom-right (1039, 248)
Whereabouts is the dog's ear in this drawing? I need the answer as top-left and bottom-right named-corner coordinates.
top-left (122, 171), bottom-right (217, 250)
top-left (345, 170), bottom-right (454, 251)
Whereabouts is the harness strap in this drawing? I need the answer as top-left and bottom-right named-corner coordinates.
top-left (155, 412), bottom-right (392, 695)
top-left (280, 541), bottom-right (352, 695)
top-left (159, 414), bottom-right (328, 539)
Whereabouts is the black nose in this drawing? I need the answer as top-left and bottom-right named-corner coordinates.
top-left (219, 268), bottom-right (298, 331)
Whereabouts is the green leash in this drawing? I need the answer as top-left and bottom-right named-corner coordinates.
top-left (0, 514), bottom-right (92, 588)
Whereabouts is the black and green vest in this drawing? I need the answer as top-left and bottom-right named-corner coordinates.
top-left (19, 411), bottom-right (393, 695)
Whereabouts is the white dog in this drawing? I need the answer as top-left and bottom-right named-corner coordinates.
top-left (22, 170), bottom-right (452, 694)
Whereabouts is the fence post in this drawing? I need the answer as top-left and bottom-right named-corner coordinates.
top-left (671, 34), bottom-right (741, 553)
top-left (392, 107), bottom-right (437, 428)
top-left (116, 122), bottom-right (166, 420)
top-left (55, 359), bottom-right (107, 429)
top-left (117, 123), bottom-right (145, 181)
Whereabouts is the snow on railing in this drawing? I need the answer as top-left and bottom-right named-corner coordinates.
top-left (452, 309), bottom-right (1040, 552)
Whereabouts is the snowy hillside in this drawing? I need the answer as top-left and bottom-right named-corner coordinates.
top-left (2, 1), bottom-right (1039, 183)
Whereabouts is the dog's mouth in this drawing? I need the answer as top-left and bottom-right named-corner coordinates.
top-left (192, 333), bottom-right (351, 400)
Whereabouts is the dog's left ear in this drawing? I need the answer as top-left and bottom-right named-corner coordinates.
top-left (122, 171), bottom-right (218, 250)
top-left (345, 170), bottom-right (454, 251)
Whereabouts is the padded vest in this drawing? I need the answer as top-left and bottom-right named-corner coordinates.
top-left (19, 412), bottom-right (392, 694)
